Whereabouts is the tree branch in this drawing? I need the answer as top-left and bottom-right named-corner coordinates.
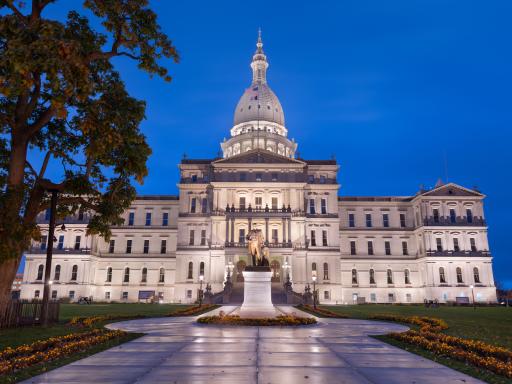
top-left (24, 106), bottom-right (55, 138)
top-left (38, 150), bottom-right (51, 179)
top-left (25, 160), bottom-right (38, 178)
top-left (4, 2), bottom-right (26, 21)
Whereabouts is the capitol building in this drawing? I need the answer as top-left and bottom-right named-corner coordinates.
top-left (20, 34), bottom-right (496, 305)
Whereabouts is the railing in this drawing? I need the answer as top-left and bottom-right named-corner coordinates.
top-left (0, 300), bottom-right (59, 328)
top-left (27, 247), bottom-right (91, 255)
top-left (423, 216), bottom-right (486, 226)
top-left (426, 250), bottom-right (490, 257)
top-left (225, 241), bottom-right (293, 248)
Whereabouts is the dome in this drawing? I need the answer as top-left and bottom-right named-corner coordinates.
top-left (233, 83), bottom-right (285, 126)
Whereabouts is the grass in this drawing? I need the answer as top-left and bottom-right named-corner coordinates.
top-left (320, 304), bottom-right (512, 384)
top-left (321, 305), bottom-right (512, 350)
top-left (0, 303), bottom-right (198, 383)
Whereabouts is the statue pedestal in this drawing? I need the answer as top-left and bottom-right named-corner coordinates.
top-left (239, 267), bottom-right (277, 318)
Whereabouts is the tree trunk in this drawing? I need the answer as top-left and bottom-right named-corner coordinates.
top-left (0, 257), bottom-right (22, 304)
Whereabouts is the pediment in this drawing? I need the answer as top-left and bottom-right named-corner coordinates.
top-left (213, 149), bottom-right (305, 165)
top-left (421, 183), bottom-right (483, 197)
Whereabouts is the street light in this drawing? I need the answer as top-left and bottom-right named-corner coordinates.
top-left (312, 272), bottom-right (317, 309)
top-left (199, 274), bottom-right (204, 307)
top-left (469, 284), bottom-right (476, 310)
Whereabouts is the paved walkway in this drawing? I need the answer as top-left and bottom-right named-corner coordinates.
top-left (22, 306), bottom-right (483, 384)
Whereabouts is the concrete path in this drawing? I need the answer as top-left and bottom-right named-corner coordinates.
top-left (22, 306), bottom-right (484, 384)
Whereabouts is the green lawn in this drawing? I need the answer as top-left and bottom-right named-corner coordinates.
top-left (321, 305), bottom-right (512, 350)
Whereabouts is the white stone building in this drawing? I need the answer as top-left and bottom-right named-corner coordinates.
top-left (20, 34), bottom-right (496, 305)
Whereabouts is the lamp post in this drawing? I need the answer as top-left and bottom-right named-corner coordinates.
top-left (199, 274), bottom-right (204, 307)
top-left (470, 284), bottom-right (476, 310)
top-left (283, 260), bottom-right (290, 281)
top-left (312, 272), bottom-right (317, 309)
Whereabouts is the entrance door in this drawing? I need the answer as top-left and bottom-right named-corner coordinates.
top-left (270, 260), bottom-right (281, 282)
top-left (236, 260), bottom-right (246, 282)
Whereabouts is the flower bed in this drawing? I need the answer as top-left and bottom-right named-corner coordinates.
top-left (296, 304), bottom-right (349, 318)
top-left (69, 314), bottom-right (147, 327)
top-left (197, 314), bottom-right (317, 326)
top-left (168, 304), bottom-right (217, 317)
top-left (369, 314), bottom-right (448, 333)
top-left (0, 328), bottom-right (127, 375)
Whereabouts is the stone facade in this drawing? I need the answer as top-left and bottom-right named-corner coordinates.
top-left (20, 33), bottom-right (496, 305)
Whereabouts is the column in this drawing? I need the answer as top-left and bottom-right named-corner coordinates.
top-left (248, 218), bottom-right (252, 232)
top-left (288, 218), bottom-right (292, 245)
top-left (230, 218), bottom-right (235, 243)
top-left (282, 217), bottom-right (286, 244)
top-left (265, 218), bottom-right (269, 245)
top-left (225, 217), bottom-right (229, 244)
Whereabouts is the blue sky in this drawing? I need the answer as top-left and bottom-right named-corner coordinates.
top-left (28, 1), bottom-right (512, 287)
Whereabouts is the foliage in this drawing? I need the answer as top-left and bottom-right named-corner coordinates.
top-left (0, 0), bottom-right (179, 296)
top-left (0, 328), bottom-right (127, 375)
top-left (197, 314), bottom-right (317, 326)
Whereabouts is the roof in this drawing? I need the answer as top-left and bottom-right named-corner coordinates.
top-left (135, 195), bottom-right (179, 201)
top-left (213, 149), bottom-right (305, 165)
top-left (339, 196), bottom-right (413, 202)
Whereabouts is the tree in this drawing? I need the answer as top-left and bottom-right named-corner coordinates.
top-left (0, 0), bottom-right (179, 305)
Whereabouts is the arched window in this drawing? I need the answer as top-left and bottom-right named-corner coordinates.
top-left (36, 265), bottom-right (44, 280)
top-left (369, 269), bottom-right (375, 284)
top-left (141, 267), bottom-right (148, 283)
top-left (351, 269), bottom-right (358, 284)
top-left (323, 263), bottom-right (329, 280)
top-left (473, 267), bottom-right (480, 284)
top-left (387, 269), bottom-right (393, 284)
top-left (404, 269), bottom-right (411, 285)
top-left (312, 262), bottom-right (317, 271)
top-left (54, 265), bottom-right (61, 281)
top-left (106, 267), bottom-right (112, 282)
top-left (124, 267), bottom-right (130, 283)
top-left (456, 267), bottom-right (463, 284)
top-left (199, 262), bottom-right (205, 277)
top-left (187, 262), bottom-right (193, 279)
top-left (159, 268), bottom-right (165, 283)
top-left (70, 265), bottom-right (78, 281)
top-left (439, 267), bottom-right (446, 283)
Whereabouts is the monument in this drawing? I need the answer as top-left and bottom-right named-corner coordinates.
top-left (239, 229), bottom-right (277, 317)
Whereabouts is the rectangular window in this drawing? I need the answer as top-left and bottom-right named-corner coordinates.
top-left (122, 291), bottom-right (128, 300)
top-left (186, 290), bottom-right (192, 298)
top-left (239, 197), bottom-right (246, 210)
top-left (272, 197), bottom-right (278, 210)
top-left (255, 173), bottom-right (262, 182)
top-left (34, 290), bottom-right (40, 298)
top-left (272, 229), bottom-right (278, 244)
top-left (388, 293), bottom-right (395, 302)
top-left (191, 174), bottom-right (198, 182)
top-left (145, 212), bottom-right (152, 226)
top-left (319, 175), bottom-right (326, 184)
top-left (255, 197), bottom-right (262, 209)
top-left (45, 209), bottom-right (51, 221)
top-left (239, 228), bottom-right (245, 244)
top-left (190, 198), bottom-right (196, 213)
top-left (126, 239), bottom-right (132, 254)
top-left (348, 213), bottom-right (355, 227)
top-left (69, 290), bottom-right (75, 299)
top-left (57, 235), bottom-right (64, 250)
top-left (402, 241), bottom-right (408, 256)
top-left (239, 173), bottom-right (246, 181)
top-left (365, 214), bottom-right (372, 228)
top-left (201, 230), bottom-right (207, 246)
top-left (385, 241), bottom-right (391, 255)
top-left (309, 199), bottom-right (315, 214)
top-left (40, 235), bottom-right (47, 250)
top-left (109, 240), bottom-right (115, 254)
top-left (324, 290), bottom-right (330, 300)
top-left (382, 214), bottom-right (389, 228)
top-left (162, 212), bottom-right (169, 226)
top-left (143, 239), bottom-right (149, 254)
top-left (105, 291), bottom-right (111, 300)
top-left (78, 211), bottom-right (84, 221)
top-left (370, 293), bottom-right (376, 302)
top-left (161, 239), bottom-right (167, 254)
top-left (406, 293), bottom-right (412, 303)
top-left (367, 241), bottom-right (374, 255)
top-left (189, 230), bottom-right (195, 246)
top-left (310, 231), bottom-right (316, 247)
top-left (201, 198), bottom-right (208, 213)
top-left (400, 213), bottom-right (406, 228)
top-left (453, 238), bottom-right (460, 252)
top-left (436, 238), bottom-right (443, 252)
top-left (350, 241), bottom-right (356, 255)
top-left (128, 212), bottom-right (134, 226)
top-left (466, 209), bottom-right (473, 223)
top-left (321, 199), bottom-right (327, 214)
top-left (51, 290), bottom-right (57, 299)
top-left (74, 236), bottom-right (81, 250)
top-left (449, 209), bottom-right (456, 224)
top-left (271, 173), bottom-right (278, 181)
top-left (433, 209), bottom-right (440, 223)
top-left (322, 230), bottom-right (328, 246)
top-left (470, 238), bottom-right (477, 252)
top-left (308, 175), bottom-right (314, 183)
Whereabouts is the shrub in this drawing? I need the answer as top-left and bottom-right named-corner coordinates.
top-left (197, 314), bottom-right (316, 326)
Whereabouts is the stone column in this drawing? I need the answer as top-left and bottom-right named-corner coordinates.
top-left (288, 218), bottom-right (292, 245)
top-left (282, 217), bottom-right (286, 244)
top-left (230, 218), bottom-right (235, 243)
top-left (225, 217), bottom-right (229, 244)
top-left (265, 217), bottom-right (269, 245)
top-left (248, 218), bottom-right (252, 232)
